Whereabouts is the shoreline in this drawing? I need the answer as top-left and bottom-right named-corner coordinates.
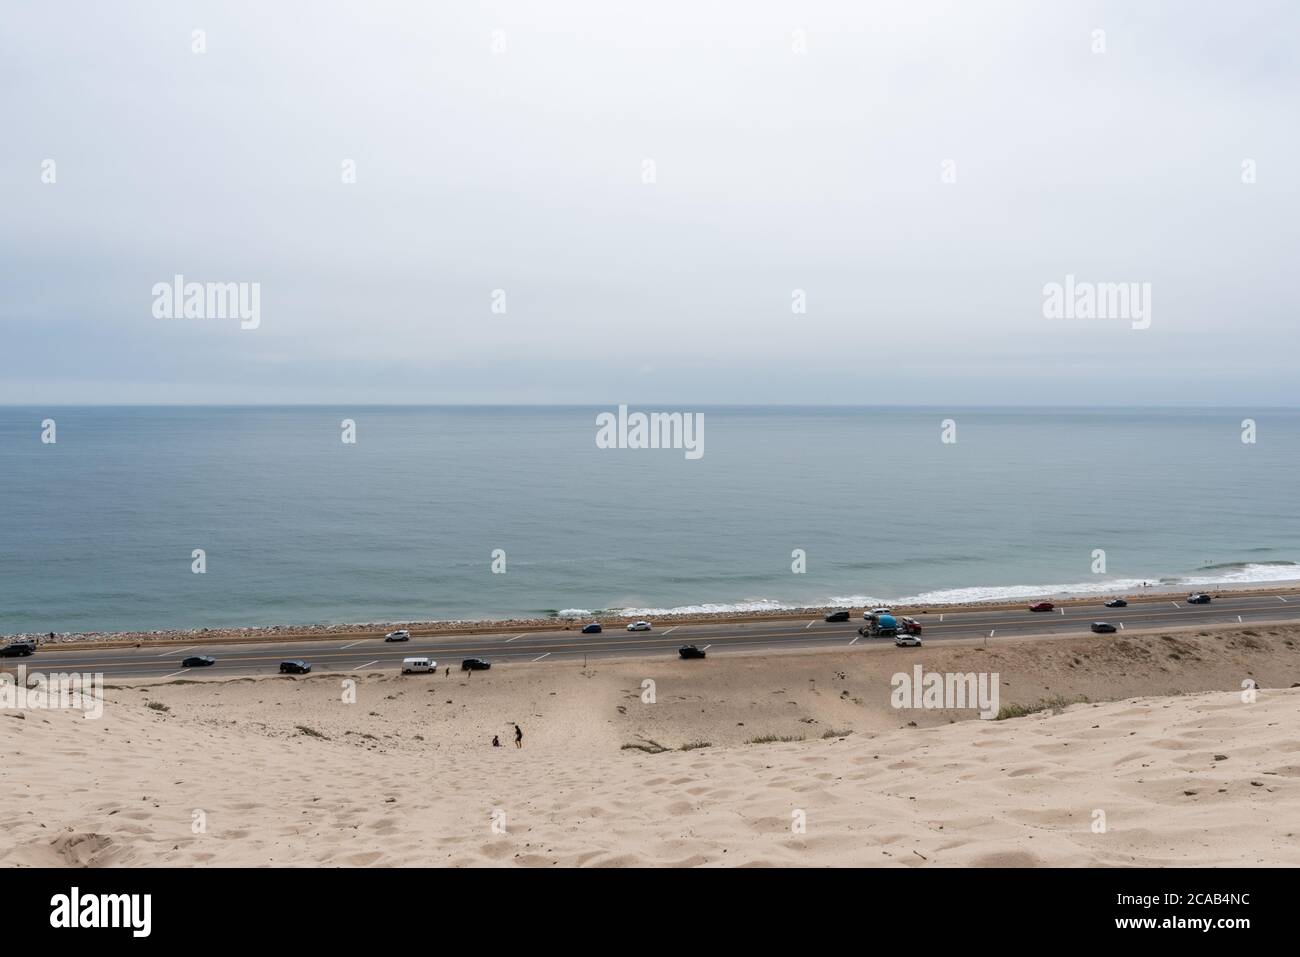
top-left (10, 577), bottom-right (1300, 651)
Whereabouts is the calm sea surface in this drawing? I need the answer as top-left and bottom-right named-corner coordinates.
top-left (1, 406), bottom-right (1297, 634)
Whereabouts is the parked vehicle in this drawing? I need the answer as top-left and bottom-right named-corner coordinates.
top-left (824, 610), bottom-right (850, 622)
top-left (1187, 593), bottom-right (1212, 604)
top-left (0, 640), bottom-right (35, 658)
top-left (182, 655), bottom-right (216, 667)
top-left (384, 630), bottom-right (411, 642)
top-left (1090, 622), bottom-right (1117, 634)
top-left (894, 634), bottom-right (922, 648)
top-left (678, 645), bottom-right (706, 659)
top-left (626, 621), bottom-right (653, 632)
top-left (1104, 598), bottom-right (1128, 608)
top-left (581, 623), bottom-right (603, 634)
top-left (461, 658), bottom-right (491, 671)
top-left (400, 657), bottom-right (437, 674)
top-left (279, 660), bottom-right (312, 674)
top-left (1029, 602), bottom-right (1054, 612)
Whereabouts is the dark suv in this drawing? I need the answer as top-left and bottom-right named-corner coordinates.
top-left (461, 658), bottom-right (491, 671)
top-left (678, 645), bottom-right (706, 659)
top-left (279, 660), bottom-right (311, 674)
top-left (0, 641), bottom-right (35, 658)
top-left (1187, 593), bottom-right (1212, 604)
top-left (823, 611), bottom-right (850, 622)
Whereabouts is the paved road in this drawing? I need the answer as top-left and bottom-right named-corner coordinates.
top-left (9, 593), bottom-right (1295, 679)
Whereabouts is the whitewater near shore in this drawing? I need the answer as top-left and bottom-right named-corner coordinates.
top-left (3, 624), bottom-right (1299, 867)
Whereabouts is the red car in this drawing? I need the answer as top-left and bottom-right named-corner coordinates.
top-left (1028, 601), bottom-right (1054, 612)
top-left (899, 617), bottom-right (923, 635)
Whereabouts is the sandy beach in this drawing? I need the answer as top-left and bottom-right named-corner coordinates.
top-left (4, 621), bottom-right (1298, 867)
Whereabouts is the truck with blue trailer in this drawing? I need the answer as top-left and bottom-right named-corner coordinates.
top-left (858, 611), bottom-right (899, 638)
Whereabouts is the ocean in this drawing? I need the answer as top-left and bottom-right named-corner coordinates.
top-left (1, 406), bottom-right (1297, 634)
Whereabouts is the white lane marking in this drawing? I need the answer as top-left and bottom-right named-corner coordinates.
top-left (989, 629), bottom-right (995, 638)
top-left (1172, 601), bottom-right (1181, 608)
top-left (159, 670), bottom-right (187, 679)
top-left (939, 614), bottom-right (944, 622)
top-left (157, 646), bottom-right (195, 657)
top-left (1060, 608), bottom-right (1065, 615)
top-left (339, 640), bottom-right (366, 650)
top-left (355, 660), bottom-right (380, 670)
top-left (505, 634), bottom-right (526, 642)
top-left (805, 620), bottom-right (815, 629)
top-left (532, 652), bottom-right (550, 662)
top-left (663, 626), bottom-right (678, 635)
top-left (1119, 623), bottom-right (1124, 630)
top-left (1277, 596), bottom-right (1288, 602)
top-left (1238, 615), bottom-right (1243, 623)
top-left (848, 636), bottom-right (860, 646)
top-left (701, 644), bottom-right (711, 651)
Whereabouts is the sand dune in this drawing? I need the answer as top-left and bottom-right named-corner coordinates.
top-left (3, 625), bottom-right (1299, 867)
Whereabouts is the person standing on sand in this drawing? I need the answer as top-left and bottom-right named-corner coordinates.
top-left (492, 735), bottom-right (500, 747)
top-left (514, 723), bottom-right (523, 749)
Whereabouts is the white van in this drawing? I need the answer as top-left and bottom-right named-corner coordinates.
top-left (400, 657), bottom-right (437, 674)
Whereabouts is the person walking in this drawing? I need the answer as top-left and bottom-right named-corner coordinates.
top-left (514, 723), bottom-right (523, 749)
top-left (492, 735), bottom-right (501, 748)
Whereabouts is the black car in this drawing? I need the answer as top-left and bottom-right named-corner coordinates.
top-left (182, 655), bottom-right (216, 667)
top-left (1104, 598), bottom-right (1127, 608)
top-left (0, 641), bottom-right (35, 658)
top-left (1187, 593), bottom-right (1212, 604)
top-left (581, 623), bottom-right (602, 634)
top-left (678, 645), bottom-right (706, 659)
top-left (279, 660), bottom-right (311, 674)
top-left (1090, 621), bottom-right (1117, 634)
top-left (824, 610), bottom-right (850, 622)
top-left (461, 658), bottom-right (491, 671)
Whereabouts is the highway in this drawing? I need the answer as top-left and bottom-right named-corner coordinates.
top-left (6, 592), bottom-right (1297, 680)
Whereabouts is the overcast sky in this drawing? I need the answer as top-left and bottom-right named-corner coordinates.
top-left (2, 0), bottom-right (1296, 405)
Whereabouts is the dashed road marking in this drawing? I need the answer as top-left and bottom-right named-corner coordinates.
top-left (356, 660), bottom-right (380, 670)
top-left (1238, 615), bottom-right (1243, 622)
top-left (663, 626), bottom-right (678, 635)
top-left (701, 644), bottom-right (711, 651)
top-left (849, 636), bottom-right (860, 646)
top-left (989, 629), bottom-right (995, 638)
top-left (505, 634), bottom-right (526, 642)
top-left (158, 646), bottom-right (195, 657)
top-left (806, 620), bottom-right (815, 629)
top-left (339, 640), bottom-right (365, 650)
top-left (159, 670), bottom-right (187, 679)
top-left (533, 652), bottom-right (550, 662)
